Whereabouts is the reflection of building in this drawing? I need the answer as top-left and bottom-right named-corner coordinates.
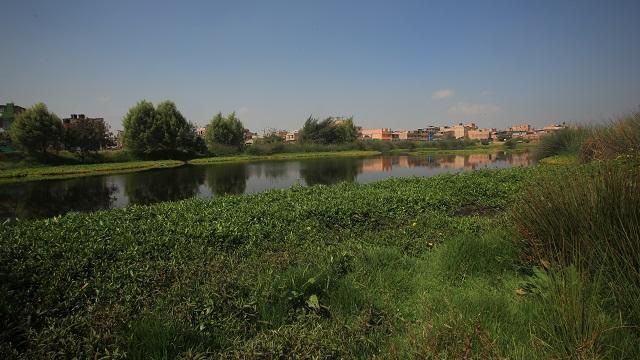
top-left (359, 128), bottom-right (394, 141)
top-left (0, 103), bottom-right (26, 130)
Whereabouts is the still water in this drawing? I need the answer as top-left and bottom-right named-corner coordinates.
top-left (0, 152), bottom-right (533, 220)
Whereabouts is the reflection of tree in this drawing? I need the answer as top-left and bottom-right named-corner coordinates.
top-left (125, 166), bottom-right (205, 204)
top-left (206, 163), bottom-right (248, 196)
top-left (1, 176), bottom-right (117, 219)
top-left (299, 158), bottom-right (360, 186)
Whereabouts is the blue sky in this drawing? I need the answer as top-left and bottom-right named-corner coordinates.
top-left (2, 0), bottom-right (639, 131)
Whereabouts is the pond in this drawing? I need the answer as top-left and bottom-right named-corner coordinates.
top-left (0, 152), bottom-right (533, 220)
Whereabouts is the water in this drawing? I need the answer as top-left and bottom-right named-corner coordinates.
top-left (0, 152), bottom-right (533, 220)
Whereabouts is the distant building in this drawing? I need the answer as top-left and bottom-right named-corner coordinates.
top-left (543, 124), bottom-right (566, 133)
top-left (62, 114), bottom-right (105, 128)
top-left (467, 128), bottom-right (495, 140)
top-left (285, 130), bottom-right (299, 142)
top-left (509, 124), bottom-right (532, 132)
top-left (359, 128), bottom-right (394, 141)
top-left (196, 127), bottom-right (207, 138)
top-left (0, 103), bottom-right (26, 130)
top-left (453, 122), bottom-right (477, 139)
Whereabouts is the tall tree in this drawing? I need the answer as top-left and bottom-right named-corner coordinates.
top-left (123, 100), bottom-right (199, 158)
top-left (64, 118), bottom-right (110, 159)
top-left (9, 103), bottom-right (62, 155)
top-left (299, 116), bottom-right (357, 144)
top-left (205, 112), bottom-right (245, 151)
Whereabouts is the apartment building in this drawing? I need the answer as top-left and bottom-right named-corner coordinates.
top-left (359, 128), bottom-right (394, 141)
top-left (285, 130), bottom-right (299, 142)
top-left (0, 102), bottom-right (26, 130)
top-left (467, 128), bottom-right (495, 140)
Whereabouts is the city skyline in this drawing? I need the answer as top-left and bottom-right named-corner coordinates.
top-left (2, 0), bottom-right (639, 131)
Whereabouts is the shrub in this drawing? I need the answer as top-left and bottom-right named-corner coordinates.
top-left (580, 111), bottom-right (640, 162)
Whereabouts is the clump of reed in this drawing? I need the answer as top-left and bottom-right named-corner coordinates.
top-left (514, 161), bottom-right (640, 325)
top-left (580, 111), bottom-right (640, 162)
top-left (534, 126), bottom-right (591, 160)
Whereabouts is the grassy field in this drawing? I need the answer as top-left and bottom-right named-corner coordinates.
top-left (188, 150), bottom-right (381, 165)
top-left (0, 160), bottom-right (184, 184)
top-left (2, 160), bottom-right (638, 358)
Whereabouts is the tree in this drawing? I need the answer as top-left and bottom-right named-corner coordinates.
top-left (9, 103), bottom-right (62, 155)
top-left (64, 118), bottom-right (110, 159)
top-left (299, 116), bottom-right (357, 144)
top-left (122, 100), bottom-right (199, 158)
top-left (205, 112), bottom-right (245, 151)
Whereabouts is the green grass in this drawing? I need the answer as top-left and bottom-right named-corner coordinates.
top-left (2, 163), bottom-right (638, 358)
top-left (0, 160), bottom-right (184, 184)
top-left (188, 150), bottom-right (380, 165)
top-left (407, 142), bottom-right (536, 155)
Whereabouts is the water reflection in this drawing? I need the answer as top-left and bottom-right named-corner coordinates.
top-left (0, 176), bottom-right (117, 219)
top-left (300, 158), bottom-right (360, 186)
top-left (123, 166), bottom-right (205, 204)
top-left (206, 163), bottom-right (248, 196)
top-left (0, 152), bottom-right (533, 220)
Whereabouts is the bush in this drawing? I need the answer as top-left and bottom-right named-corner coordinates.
top-left (580, 111), bottom-right (640, 162)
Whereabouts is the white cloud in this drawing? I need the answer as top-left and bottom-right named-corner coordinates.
top-left (448, 102), bottom-right (501, 116)
top-left (432, 89), bottom-right (455, 100)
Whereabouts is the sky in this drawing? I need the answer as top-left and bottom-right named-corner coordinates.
top-left (1, 0), bottom-right (639, 132)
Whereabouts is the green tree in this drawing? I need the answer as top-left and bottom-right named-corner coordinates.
top-left (9, 103), bottom-right (63, 155)
top-left (205, 112), bottom-right (245, 151)
top-left (299, 116), bottom-right (357, 144)
top-left (64, 118), bottom-right (110, 159)
top-left (123, 100), bottom-right (199, 158)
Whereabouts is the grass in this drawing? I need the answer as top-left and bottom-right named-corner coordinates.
top-left (580, 111), bottom-right (640, 162)
top-left (0, 160), bottom-right (184, 184)
top-left (188, 150), bottom-right (380, 165)
top-left (407, 142), bottom-right (536, 155)
top-left (2, 163), bottom-right (638, 358)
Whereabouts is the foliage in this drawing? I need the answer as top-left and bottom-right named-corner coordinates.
top-left (298, 116), bottom-right (358, 144)
top-left (1, 167), bottom-right (554, 358)
top-left (205, 112), bottom-right (245, 152)
top-left (122, 100), bottom-right (200, 159)
top-left (9, 103), bottom-right (63, 155)
top-left (503, 138), bottom-right (517, 149)
top-left (580, 111), bottom-right (640, 161)
top-left (63, 118), bottom-right (112, 159)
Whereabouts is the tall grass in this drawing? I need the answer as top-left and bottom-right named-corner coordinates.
top-left (534, 127), bottom-right (591, 160)
top-left (580, 111), bottom-right (640, 162)
top-left (514, 161), bottom-right (640, 326)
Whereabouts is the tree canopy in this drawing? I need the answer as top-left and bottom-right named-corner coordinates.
top-left (298, 116), bottom-right (357, 144)
top-left (63, 118), bottom-right (112, 159)
top-left (205, 112), bottom-right (245, 151)
top-left (9, 103), bottom-right (63, 155)
top-left (122, 100), bottom-right (200, 158)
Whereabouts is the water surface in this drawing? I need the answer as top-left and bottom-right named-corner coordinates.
top-left (0, 152), bottom-right (533, 220)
